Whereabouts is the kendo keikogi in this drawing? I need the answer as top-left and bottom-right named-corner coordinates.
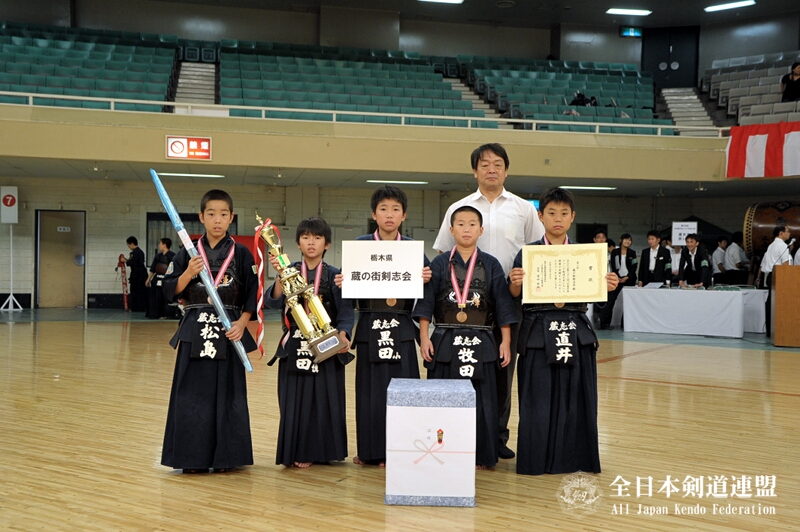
top-left (160, 235), bottom-right (257, 472)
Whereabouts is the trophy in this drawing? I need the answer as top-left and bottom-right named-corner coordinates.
top-left (257, 216), bottom-right (348, 363)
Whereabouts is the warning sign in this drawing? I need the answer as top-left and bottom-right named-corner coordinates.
top-left (166, 136), bottom-right (212, 160)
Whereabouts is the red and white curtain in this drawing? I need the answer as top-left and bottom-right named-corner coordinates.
top-left (727, 122), bottom-right (800, 178)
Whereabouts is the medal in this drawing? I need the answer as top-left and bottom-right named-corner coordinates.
top-left (554, 302), bottom-right (565, 308)
top-left (449, 247), bottom-right (478, 325)
top-left (386, 298), bottom-right (397, 307)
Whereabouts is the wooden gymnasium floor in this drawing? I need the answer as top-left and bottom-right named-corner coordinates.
top-left (1, 309), bottom-right (799, 531)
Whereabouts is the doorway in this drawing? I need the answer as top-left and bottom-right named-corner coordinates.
top-left (37, 210), bottom-right (86, 308)
top-left (641, 26), bottom-right (700, 89)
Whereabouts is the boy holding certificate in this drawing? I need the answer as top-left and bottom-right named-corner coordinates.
top-left (337, 185), bottom-right (431, 467)
top-left (508, 187), bottom-right (618, 475)
top-left (161, 189), bottom-right (258, 474)
top-left (265, 217), bottom-right (353, 468)
top-left (414, 206), bottom-right (517, 469)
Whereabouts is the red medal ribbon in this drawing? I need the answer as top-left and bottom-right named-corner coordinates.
top-left (449, 247), bottom-right (479, 308)
top-left (196, 236), bottom-right (236, 287)
top-left (373, 229), bottom-right (402, 241)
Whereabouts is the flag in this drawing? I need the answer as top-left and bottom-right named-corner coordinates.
top-left (727, 121), bottom-right (800, 178)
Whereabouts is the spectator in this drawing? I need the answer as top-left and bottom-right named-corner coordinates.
top-left (679, 234), bottom-right (711, 288)
top-left (123, 236), bottom-right (147, 312)
top-left (711, 235), bottom-right (728, 285)
top-left (780, 62), bottom-right (800, 103)
top-left (638, 230), bottom-right (672, 286)
top-left (724, 231), bottom-right (750, 285)
top-left (600, 233), bottom-right (636, 329)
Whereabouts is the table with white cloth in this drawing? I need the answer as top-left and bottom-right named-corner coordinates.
top-left (741, 289), bottom-right (768, 334)
top-left (621, 287), bottom-right (763, 338)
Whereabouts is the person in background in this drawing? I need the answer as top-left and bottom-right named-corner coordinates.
top-left (601, 233), bottom-right (636, 329)
top-left (146, 237), bottom-right (176, 319)
top-left (757, 225), bottom-right (792, 336)
top-left (638, 230), bottom-right (672, 286)
top-left (123, 236), bottom-right (147, 312)
top-left (678, 234), bottom-right (711, 288)
top-left (711, 235), bottom-right (728, 286)
top-left (780, 62), bottom-right (800, 103)
top-left (724, 231), bottom-right (749, 285)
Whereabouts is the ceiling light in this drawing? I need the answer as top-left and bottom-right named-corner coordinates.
top-left (366, 179), bottom-right (429, 185)
top-left (606, 8), bottom-right (652, 16)
top-left (158, 173), bottom-right (225, 179)
top-left (560, 186), bottom-right (618, 191)
top-left (418, 0), bottom-right (464, 4)
top-left (704, 0), bottom-right (755, 12)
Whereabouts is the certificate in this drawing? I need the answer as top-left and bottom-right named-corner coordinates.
top-left (341, 240), bottom-right (424, 299)
top-left (521, 243), bottom-right (607, 304)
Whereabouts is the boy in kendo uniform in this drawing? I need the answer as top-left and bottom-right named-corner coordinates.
top-left (161, 189), bottom-right (258, 474)
top-left (413, 205), bottom-right (517, 469)
top-left (335, 185), bottom-right (431, 467)
top-left (265, 217), bottom-right (354, 469)
top-left (509, 187), bottom-right (619, 476)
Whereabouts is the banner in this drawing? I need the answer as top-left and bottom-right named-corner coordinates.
top-left (727, 122), bottom-right (800, 178)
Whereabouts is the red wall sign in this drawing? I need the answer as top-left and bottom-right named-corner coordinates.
top-left (166, 136), bottom-right (212, 160)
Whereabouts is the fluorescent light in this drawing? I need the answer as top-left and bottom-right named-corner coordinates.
top-left (704, 0), bottom-right (755, 12)
top-left (366, 179), bottom-right (429, 185)
top-left (606, 8), bottom-right (652, 16)
top-left (560, 186), bottom-right (618, 191)
top-left (158, 173), bottom-right (225, 178)
top-left (418, 0), bottom-right (464, 4)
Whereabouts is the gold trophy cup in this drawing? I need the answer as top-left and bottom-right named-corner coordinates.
top-left (257, 216), bottom-right (347, 363)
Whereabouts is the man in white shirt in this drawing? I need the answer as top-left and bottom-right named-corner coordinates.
top-left (711, 235), bottom-right (728, 286)
top-left (723, 231), bottom-right (749, 285)
top-left (434, 143), bottom-right (544, 460)
top-left (759, 225), bottom-right (792, 336)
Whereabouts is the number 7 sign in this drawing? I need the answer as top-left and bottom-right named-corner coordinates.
top-left (1, 186), bottom-right (19, 224)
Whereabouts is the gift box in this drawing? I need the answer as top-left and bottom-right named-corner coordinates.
top-left (384, 378), bottom-right (476, 507)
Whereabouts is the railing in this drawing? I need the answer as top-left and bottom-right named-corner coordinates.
top-left (0, 91), bottom-right (730, 137)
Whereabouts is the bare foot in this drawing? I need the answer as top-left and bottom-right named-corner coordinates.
top-left (378, 462), bottom-right (385, 468)
top-left (476, 465), bottom-right (490, 470)
top-left (214, 468), bottom-right (234, 473)
top-left (353, 456), bottom-right (365, 465)
top-left (294, 462), bottom-right (312, 468)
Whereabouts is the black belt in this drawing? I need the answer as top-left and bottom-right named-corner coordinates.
top-left (523, 303), bottom-right (588, 313)
top-left (356, 299), bottom-right (414, 314)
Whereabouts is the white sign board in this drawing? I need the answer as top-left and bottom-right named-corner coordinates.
top-left (1, 186), bottom-right (19, 224)
top-left (340, 240), bottom-right (424, 299)
top-left (672, 222), bottom-right (698, 246)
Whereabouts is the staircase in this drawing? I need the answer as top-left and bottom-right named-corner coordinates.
top-left (174, 62), bottom-right (216, 105)
top-left (446, 78), bottom-right (513, 130)
top-left (660, 88), bottom-right (719, 137)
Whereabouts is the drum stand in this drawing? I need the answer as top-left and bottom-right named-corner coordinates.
top-left (1, 224), bottom-right (22, 311)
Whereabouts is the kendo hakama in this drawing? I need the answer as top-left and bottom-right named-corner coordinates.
top-left (352, 233), bottom-right (426, 464)
top-left (160, 236), bottom-right (257, 471)
top-left (512, 243), bottom-right (601, 475)
top-left (265, 261), bottom-right (355, 467)
top-left (413, 249), bottom-right (517, 468)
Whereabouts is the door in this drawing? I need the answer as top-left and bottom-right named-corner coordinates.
top-left (37, 211), bottom-right (86, 308)
top-left (642, 26), bottom-right (699, 89)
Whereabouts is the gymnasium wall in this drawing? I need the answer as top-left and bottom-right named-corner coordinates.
top-left (557, 24), bottom-right (643, 68)
top-left (0, 176), bottom-right (777, 307)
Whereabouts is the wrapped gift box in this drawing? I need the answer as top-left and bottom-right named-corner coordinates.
top-left (384, 378), bottom-right (476, 507)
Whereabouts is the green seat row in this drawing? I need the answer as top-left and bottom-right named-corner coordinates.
top-left (220, 76), bottom-right (450, 90)
top-left (222, 54), bottom-right (433, 71)
top-left (221, 94), bottom-right (471, 109)
top-left (1, 58), bottom-right (173, 73)
top-left (222, 87), bottom-right (461, 101)
top-left (0, 68), bottom-right (169, 84)
top-left (0, 75), bottom-right (166, 94)
top-left (222, 66), bottom-right (441, 82)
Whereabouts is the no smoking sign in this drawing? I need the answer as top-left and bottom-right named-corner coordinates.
top-left (166, 136), bottom-right (212, 160)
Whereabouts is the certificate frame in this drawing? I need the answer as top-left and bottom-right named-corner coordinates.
top-left (521, 243), bottom-right (608, 304)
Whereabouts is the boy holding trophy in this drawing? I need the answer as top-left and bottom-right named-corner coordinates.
top-left (264, 217), bottom-right (354, 468)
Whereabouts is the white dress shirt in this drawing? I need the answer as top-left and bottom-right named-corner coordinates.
top-left (761, 237), bottom-right (790, 275)
top-left (648, 246), bottom-right (658, 272)
top-left (724, 242), bottom-right (747, 271)
top-left (711, 247), bottom-right (726, 275)
top-left (434, 188), bottom-right (545, 275)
